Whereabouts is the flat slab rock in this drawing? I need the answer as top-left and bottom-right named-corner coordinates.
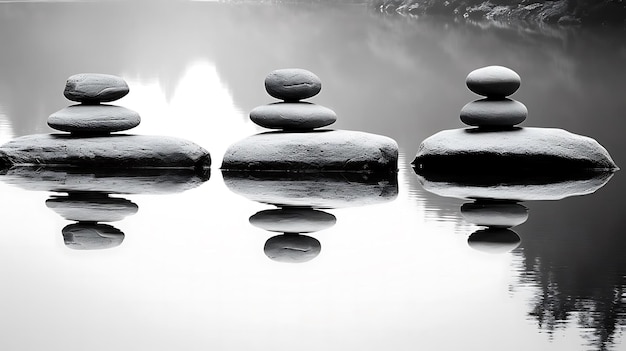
top-left (0, 134), bottom-right (211, 169)
top-left (413, 127), bottom-right (617, 172)
top-left (221, 129), bottom-right (398, 172)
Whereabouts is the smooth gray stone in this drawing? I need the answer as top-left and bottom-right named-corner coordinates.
top-left (264, 234), bottom-right (321, 263)
top-left (467, 228), bottom-right (521, 254)
top-left (415, 172), bottom-right (614, 201)
top-left (64, 73), bottom-right (129, 103)
top-left (0, 167), bottom-right (209, 194)
top-left (466, 66), bottom-right (521, 97)
top-left (412, 127), bottom-right (618, 172)
top-left (265, 68), bottom-right (322, 101)
top-left (222, 171), bottom-right (397, 209)
top-left (249, 208), bottom-right (336, 233)
top-left (48, 104), bottom-right (140, 134)
top-left (460, 202), bottom-right (528, 227)
top-left (221, 129), bottom-right (398, 173)
top-left (249, 102), bottom-right (337, 130)
top-left (63, 223), bottom-right (124, 250)
top-left (460, 99), bottom-right (527, 127)
top-left (0, 134), bottom-right (211, 169)
top-left (46, 194), bottom-right (138, 222)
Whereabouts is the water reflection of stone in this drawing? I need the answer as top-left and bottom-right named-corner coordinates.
top-left (225, 171), bottom-right (397, 263)
top-left (0, 166), bottom-right (209, 249)
top-left (250, 208), bottom-right (335, 263)
top-left (414, 167), bottom-right (624, 349)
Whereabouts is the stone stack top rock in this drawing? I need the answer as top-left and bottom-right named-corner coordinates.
top-left (49, 73), bottom-right (139, 135)
top-left (466, 65), bottom-right (521, 98)
top-left (265, 68), bottom-right (322, 101)
top-left (461, 65), bottom-right (527, 128)
top-left (64, 73), bottom-right (130, 104)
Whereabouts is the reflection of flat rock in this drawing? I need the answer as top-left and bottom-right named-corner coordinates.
top-left (413, 127), bottom-right (617, 172)
top-left (63, 223), bottom-right (124, 250)
top-left (0, 134), bottom-right (210, 169)
top-left (221, 129), bottom-right (398, 173)
top-left (468, 228), bottom-right (521, 254)
top-left (223, 171), bottom-right (397, 208)
top-left (47, 194), bottom-right (138, 222)
top-left (0, 166), bottom-right (209, 194)
top-left (416, 172), bottom-right (614, 201)
top-left (250, 208), bottom-right (336, 233)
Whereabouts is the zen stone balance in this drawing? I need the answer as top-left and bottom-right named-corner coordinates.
top-left (412, 65), bottom-right (618, 176)
top-left (221, 68), bottom-right (399, 173)
top-left (0, 73), bottom-right (211, 169)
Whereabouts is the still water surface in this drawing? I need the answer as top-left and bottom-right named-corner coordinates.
top-left (0, 2), bottom-right (625, 350)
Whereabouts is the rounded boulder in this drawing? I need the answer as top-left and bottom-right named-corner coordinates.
top-left (265, 68), bottom-right (322, 101)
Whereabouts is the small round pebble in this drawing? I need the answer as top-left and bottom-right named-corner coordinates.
top-left (64, 73), bottom-right (130, 103)
top-left (265, 68), bottom-right (322, 101)
top-left (466, 66), bottom-right (521, 97)
top-left (460, 98), bottom-right (527, 127)
top-left (48, 104), bottom-right (141, 134)
top-left (63, 223), bottom-right (125, 250)
top-left (250, 102), bottom-right (337, 130)
top-left (467, 228), bottom-right (521, 254)
top-left (264, 234), bottom-right (321, 263)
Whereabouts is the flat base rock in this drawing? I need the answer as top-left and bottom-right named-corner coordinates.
top-left (0, 166), bottom-right (209, 194)
top-left (221, 129), bottom-right (398, 173)
top-left (222, 171), bottom-right (397, 208)
top-left (413, 127), bottom-right (617, 173)
top-left (0, 134), bottom-right (210, 169)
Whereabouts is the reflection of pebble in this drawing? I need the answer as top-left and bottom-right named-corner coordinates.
top-left (460, 98), bottom-right (527, 127)
top-left (466, 65), bottom-right (521, 98)
top-left (250, 208), bottom-right (336, 233)
top-left (48, 104), bottom-right (140, 134)
top-left (46, 194), bottom-right (138, 222)
top-left (62, 223), bottom-right (125, 250)
top-left (461, 202), bottom-right (528, 228)
top-left (265, 68), bottom-right (321, 101)
top-left (250, 102), bottom-right (337, 130)
top-left (64, 73), bottom-right (130, 103)
top-left (467, 228), bottom-right (521, 254)
top-left (264, 234), bottom-right (321, 263)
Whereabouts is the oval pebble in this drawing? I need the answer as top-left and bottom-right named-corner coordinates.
top-left (468, 228), bottom-right (521, 254)
top-left (46, 194), bottom-right (138, 222)
top-left (250, 102), bottom-right (337, 130)
top-left (63, 223), bottom-right (125, 250)
top-left (466, 66), bottom-right (521, 97)
top-left (264, 234), bottom-right (321, 263)
top-left (460, 98), bottom-right (527, 127)
top-left (265, 68), bottom-right (322, 101)
top-left (64, 73), bottom-right (129, 103)
top-left (250, 208), bottom-right (336, 233)
top-left (48, 104), bottom-right (141, 134)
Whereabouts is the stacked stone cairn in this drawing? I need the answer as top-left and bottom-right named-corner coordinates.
top-left (460, 65), bottom-right (527, 129)
top-left (48, 73), bottom-right (139, 135)
top-left (249, 68), bottom-right (337, 131)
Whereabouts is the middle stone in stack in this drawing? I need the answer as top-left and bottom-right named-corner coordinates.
top-left (48, 73), bottom-right (140, 135)
top-left (250, 68), bottom-right (337, 131)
